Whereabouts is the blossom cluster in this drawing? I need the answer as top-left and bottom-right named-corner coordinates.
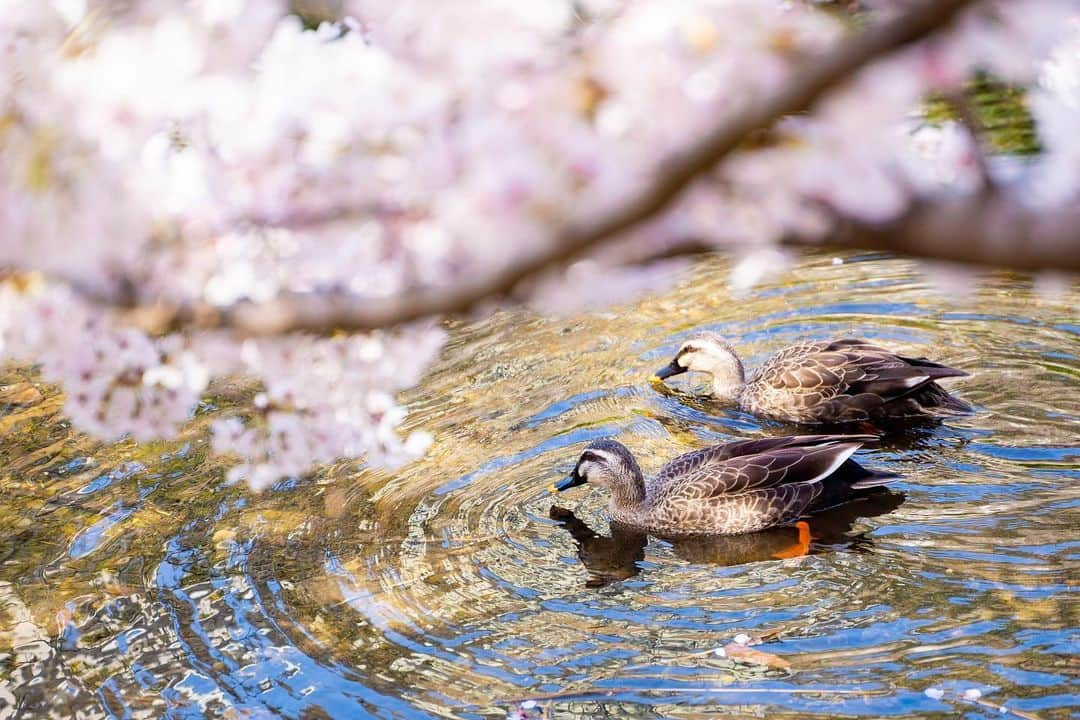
top-left (0, 0), bottom-right (1077, 486)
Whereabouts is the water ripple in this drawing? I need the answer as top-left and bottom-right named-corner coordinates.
top-left (1, 254), bottom-right (1077, 718)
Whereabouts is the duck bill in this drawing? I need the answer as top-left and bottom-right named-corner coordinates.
top-left (652, 360), bottom-right (686, 382)
top-left (548, 473), bottom-right (585, 493)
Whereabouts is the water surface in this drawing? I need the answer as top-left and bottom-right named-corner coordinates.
top-left (1, 253), bottom-right (1077, 718)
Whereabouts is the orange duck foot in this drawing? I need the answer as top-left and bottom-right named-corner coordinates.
top-left (772, 520), bottom-right (812, 560)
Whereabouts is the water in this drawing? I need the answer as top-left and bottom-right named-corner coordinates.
top-left (1, 253), bottom-right (1077, 719)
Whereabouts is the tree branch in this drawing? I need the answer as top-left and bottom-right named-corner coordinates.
top-left (817, 195), bottom-right (1080, 271)
top-left (127, 0), bottom-right (980, 336)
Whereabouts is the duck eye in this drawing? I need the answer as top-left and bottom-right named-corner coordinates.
top-left (579, 451), bottom-right (602, 468)
top-left (677, 346), bottom-right (697, 364)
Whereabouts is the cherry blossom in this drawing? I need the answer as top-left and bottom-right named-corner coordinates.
top-left (1, 0), bottom-right (1078, 487)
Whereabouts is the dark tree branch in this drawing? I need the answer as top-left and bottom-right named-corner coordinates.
top-left (112, 0), bottom-right (984, 336)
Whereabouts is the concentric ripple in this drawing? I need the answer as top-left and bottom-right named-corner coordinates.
top-left (1, 253), bottom-right (1077, 719)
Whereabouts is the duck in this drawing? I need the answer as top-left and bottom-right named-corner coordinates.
top-left (550, 488), bottom-right (904, 586)
top-left (549, 435), bottom-right (898, 537)
top-left (652, 333), bottom-right (970, 424)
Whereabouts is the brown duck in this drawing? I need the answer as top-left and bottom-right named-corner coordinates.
top-left (549, 435), bottom-right (897, 537)
top-left (653, 333), bottom-right (970, 423)
top-left (550, 487), bottom-right (905, 586)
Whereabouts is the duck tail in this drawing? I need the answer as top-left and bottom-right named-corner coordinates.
top-left (916, 381), bottom-right (972, 413)
top-left (849, 469), bottom-right (901, 490)
top-left (837, 459), bottom-right (900, 490)
top-left (810, 459), bottom-right (900, 513)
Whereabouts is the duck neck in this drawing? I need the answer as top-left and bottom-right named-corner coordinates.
top-left (609, 460), bottom-right (647, 512)
top-left (711, 377), bottom-right (745, 403)
top-left (707, 353), bottom-right (746, 403)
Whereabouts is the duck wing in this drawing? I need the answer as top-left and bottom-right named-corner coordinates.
top-left (748, 339), bottom-right (967, 421)
top-left (655, 434), bottom-right (878, 484)
top-left (655, 440), bottom-right (864, 501)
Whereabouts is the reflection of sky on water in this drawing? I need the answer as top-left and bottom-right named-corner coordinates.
top-left (1, 255), bottom-right (1077, 719)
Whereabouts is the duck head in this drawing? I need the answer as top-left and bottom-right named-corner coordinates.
top-left (653, 332), bottom-right (745, 402)
top-left (550, 439), bottom-right (645, 506)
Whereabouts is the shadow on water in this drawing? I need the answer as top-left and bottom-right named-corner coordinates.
top-left (551, 490), bottom-right (906, 588)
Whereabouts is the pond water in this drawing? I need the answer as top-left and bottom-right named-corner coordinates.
top-left (1, 253), bottom-right (1077, 719)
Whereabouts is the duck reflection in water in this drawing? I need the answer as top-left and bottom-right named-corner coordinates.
top-left (550, 490), bottom-right (905, 588)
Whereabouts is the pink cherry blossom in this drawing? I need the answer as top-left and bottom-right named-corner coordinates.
top-left (0, 0), bottom-right (1077, 487)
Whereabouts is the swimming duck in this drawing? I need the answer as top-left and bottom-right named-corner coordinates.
top-left (549, 435), bottom-right (897, 537)
top-left (653, 333), bottom-right (970, 424)
top-left (550, 488), bottom-right (904, 586)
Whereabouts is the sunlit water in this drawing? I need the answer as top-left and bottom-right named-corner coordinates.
top-left (1, 253), bottom-right (1077, 719)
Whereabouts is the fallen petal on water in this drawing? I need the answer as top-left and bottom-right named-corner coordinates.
top-left (722, 643), bottom-right (792, 670)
